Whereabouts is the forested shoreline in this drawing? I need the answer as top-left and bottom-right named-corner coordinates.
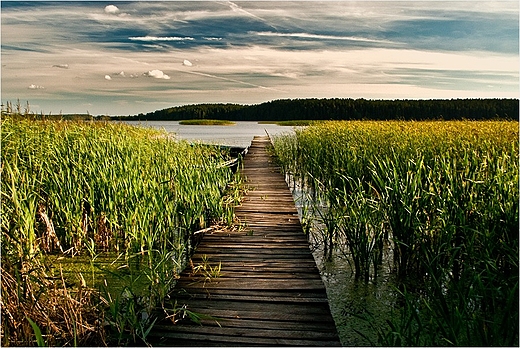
top-left (3, 98), bottom-right (518, 121)
top-left (121, 98), bottom-right (518, 121)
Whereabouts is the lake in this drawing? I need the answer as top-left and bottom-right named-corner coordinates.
top-left (122, 121), bottom-right (294, 148)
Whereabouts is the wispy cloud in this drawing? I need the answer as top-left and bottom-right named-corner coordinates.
top-left (176, 68), bottom-right (287, 93)
top-left (223, 1), bottom-right (278, 30)
top-left (52, 64), bottom-right (69, 69)
top-left (129, 36), bottom-right (194, 42)
top-left (203, 37), bottom-right (223, 42)
top-left (253, 31), bottom-right (402, 45)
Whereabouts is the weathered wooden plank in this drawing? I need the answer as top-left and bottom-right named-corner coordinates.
top-left (172, 292), bottom-right (328, 303)
top-left (161, 305), bottom-right (335, 323)
top-left (235, 211), bottom-right (300, 217)
top-left (193, 246), bottom-right (312, 254)
top-left (152, 331), bottom-right (340, 347)
top-left (175, 278), bottom-right (326, 290)
top-left (201, 240), bottom-right (310, 246)
top-left (153, 324), bottom-right (339, 340)
top-left (172, 288), bottom-right (328, 299)
top-left (191, 243), bottom-right (309, 250)
top-left (202, 237), bottom-right (309, 244)
top-left (157, 317), bottom-right (335, 331)
top-left (186, 260), bottom-right (319, 269)
top-left (236, 215), bottom-right (301, 223)
top-left (197, 238), bottom-right (306, 244)
top-left (189, 253), bottom-right (313, 259)
top-left (190, 265), bottom-right (320, 273)
top-left (182, 270), bottom-right (320, 280)
top-left (237, 208), bottom-right (297, 212)
top-left (172, 298), bottom-right (333, 314)
top-left (192, 254), bottom-right (314, 265)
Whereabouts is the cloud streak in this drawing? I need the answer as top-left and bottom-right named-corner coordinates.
top-left (223, 1), bottom-right (278, 30)
top-left (129, 36), bottom-right (195, 42)
top-left (176, 68), bottom-right (287, 93)
top-left (52, 64), bottom-right (69, 69)
top-left (253, 31), bottom-right (402, 45)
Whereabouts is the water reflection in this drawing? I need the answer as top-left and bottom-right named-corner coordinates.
top-left (288, 174), bottom-right (399, 346)
top-left (122, 121), bottom-right (293, 147)
top-left (316, 250), bottom-right (399, 346)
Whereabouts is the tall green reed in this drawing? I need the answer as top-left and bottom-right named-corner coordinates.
top-left (1, 117), bottom-right (241, 345)
top-left (273, 120), bottom-right (518, 345)
top-left (334, 176), bottom-right (385, 281)
top-left (2, 118), bottom-right (233, 259)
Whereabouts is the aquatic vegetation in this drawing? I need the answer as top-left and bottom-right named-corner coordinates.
top-left (258, 120), bottom-right (319, 126)
top-left (273, 120), bottom-right (519, 346)
top-left (1, 117), bottom-right (241, 345)
top-left (179, 119), bottom-right (235, 125)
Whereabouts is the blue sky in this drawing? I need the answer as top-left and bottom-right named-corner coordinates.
top-left (1, 1), bottom-right (518, 116)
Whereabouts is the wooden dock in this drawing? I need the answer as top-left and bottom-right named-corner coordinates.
top-left (150, 136), bottom-right (340, 346)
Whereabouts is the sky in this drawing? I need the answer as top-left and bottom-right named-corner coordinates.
top-left (1, 1), bottom-right (518, 116)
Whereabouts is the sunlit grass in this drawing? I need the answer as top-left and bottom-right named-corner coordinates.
top-left (258, 120), bottom-right (319, 126)
top-left (1, 117), bottom-right (242, 345)
top-left (273, 120), bottom-right (519, 346)
top-left (179, 119), bottom-right (235, 125)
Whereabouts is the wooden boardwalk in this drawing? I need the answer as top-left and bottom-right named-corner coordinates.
top-left (150, 136), bottom-right (340, 346)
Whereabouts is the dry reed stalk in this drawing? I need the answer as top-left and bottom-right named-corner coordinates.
top-left (1, 260), bottom-right (106, 346)
top-left (37, 202), bottom-right (62, 253)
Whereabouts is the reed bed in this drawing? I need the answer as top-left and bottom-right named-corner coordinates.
top-left (1, 117), bottom-right (241, 346)
top-left (273, 120), bottom-right (518, 346)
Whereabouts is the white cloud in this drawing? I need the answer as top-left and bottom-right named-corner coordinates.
top-left (144, 69), bottom-right (170, 80)
top-left (104, 5), bottom-right (120, 15)
top-left (104, 75), bottom-right (112, 80)
top-left (183, 60), bottom-right (193, 67)
top-left (52, 64), bottom-right (69, 69)
top-left (28, 84), bottom-right (45, 89)
top-left (129, 36), bottom-right (194, 42)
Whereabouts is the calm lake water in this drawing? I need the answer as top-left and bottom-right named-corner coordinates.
top-left (289, 177), bottom-right (397, 346)
top-left (123, 121), bottom-right (293, 148)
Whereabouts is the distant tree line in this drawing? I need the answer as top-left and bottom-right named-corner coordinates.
top-left (119, 98), bottom-right (519, 122)
top-left (1, 99), bottom-right (113, 121)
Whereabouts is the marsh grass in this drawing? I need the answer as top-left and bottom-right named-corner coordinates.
top-left (179, 119), bottom-right (235, 125)
top-left (1, 258), bottom-right (104, 346)
top-left (1, 117), bottom-right (242, 345)
top-left (259, 120), bottom-right (319, 126)
top-left (273, 120), bottom-right (518, 346)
